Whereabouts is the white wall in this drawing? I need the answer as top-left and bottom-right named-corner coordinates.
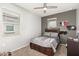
top-left (76, 4), bottom-right (79, 34)
top-left (0, 3), bottom-right (41, 52)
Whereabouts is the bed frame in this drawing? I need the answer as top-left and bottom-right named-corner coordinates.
top-left (30, 43), bottom-right (54, 56)
top-left (30, 28), bottom-right (60, 56)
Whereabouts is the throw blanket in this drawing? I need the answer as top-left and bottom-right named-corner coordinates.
top-left (44, 38), bottom-right (58, 53)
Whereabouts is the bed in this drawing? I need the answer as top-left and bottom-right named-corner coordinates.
top-left (30, 28), bottom-right (60, 56)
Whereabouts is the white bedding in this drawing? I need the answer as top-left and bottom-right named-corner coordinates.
top-left (31, 36), bottom-right (58, 52)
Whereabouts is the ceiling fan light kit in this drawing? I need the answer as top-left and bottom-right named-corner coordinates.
top-left (43, 7), bottom-right (47, 11)
top-left (34, 3), bottom-right (57, 13)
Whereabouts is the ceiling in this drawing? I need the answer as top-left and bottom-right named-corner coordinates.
top-left (15, 3), bottom-right (79, 17)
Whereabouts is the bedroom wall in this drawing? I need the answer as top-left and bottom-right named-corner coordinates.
top-left (0, 3), bottom-right (41, 52)
top-left (42, 10), bottom-right (76, 38)
top-left (76, 5), bottom-right (79, 34)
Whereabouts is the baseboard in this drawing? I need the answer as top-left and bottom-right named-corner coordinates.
top-left (11, 43), bottom-right (30, 52)
top-left (60, 44), bottom-right (67, 46)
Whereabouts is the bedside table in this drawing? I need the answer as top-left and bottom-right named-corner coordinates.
top-left (59, 31), bottom-right (67, 44)
top-left (67, 37), bottom-right (79, 56)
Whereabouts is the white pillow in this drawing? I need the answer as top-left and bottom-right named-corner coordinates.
top-left (43, 32), bottom-right (50, 36)
top-left (51, 33), bottom-right (58, 37)
top-left (43, 32), bottom-right (58, 37)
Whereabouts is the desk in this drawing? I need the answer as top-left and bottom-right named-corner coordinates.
top-left (67, 38), bottom-right (79, 56)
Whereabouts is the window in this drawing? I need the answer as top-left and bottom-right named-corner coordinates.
top-left (47, 18), bottom-right (57, 29)
top-left (6, 25), bottom-right (14, 31)
top-left (3, 9), bottom-right (20, 34)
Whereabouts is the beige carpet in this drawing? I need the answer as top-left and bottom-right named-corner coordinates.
top-left (12, 44), bottom-right (67, 56)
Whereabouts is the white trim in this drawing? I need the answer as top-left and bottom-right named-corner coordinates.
top-left (47, 18), bottom-right (57, 21)
top-left (11, 43), bottom-right (29, 52)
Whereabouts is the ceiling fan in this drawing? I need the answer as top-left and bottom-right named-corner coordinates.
top-left (34, 3), bottom-right (57, 13)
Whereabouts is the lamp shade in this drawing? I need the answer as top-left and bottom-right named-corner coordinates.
top-left (67, 25), bottom-right (76, 30)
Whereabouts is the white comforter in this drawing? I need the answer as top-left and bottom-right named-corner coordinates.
top-left (31, 36), bottom-right (58, 53)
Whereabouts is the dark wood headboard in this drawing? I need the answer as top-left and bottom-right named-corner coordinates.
top-left (45, 28), bottom-right (60, 33)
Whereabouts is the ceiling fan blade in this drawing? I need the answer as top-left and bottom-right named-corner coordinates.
top-left (47, 6), bottom-right (57, 9)
top-left (44, 3), bottom-right (47, 7)
top-left (34, 7), bottom-right (44, 9)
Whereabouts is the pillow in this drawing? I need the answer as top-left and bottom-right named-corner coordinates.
top-left (43, 32), bottom-right (58, 37)
top-left (51, 33), bottom-right (58, 37)
top-left (43, 32), bottom-right (50, 36)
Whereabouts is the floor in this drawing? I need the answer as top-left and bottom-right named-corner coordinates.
top-left (12, 44), bottom-right (67, 56)
top-left (54, 44), bottom-right (67, 56)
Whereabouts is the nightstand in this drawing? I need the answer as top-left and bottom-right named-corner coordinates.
top-left (59, 31), bottom-right (67, 44)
